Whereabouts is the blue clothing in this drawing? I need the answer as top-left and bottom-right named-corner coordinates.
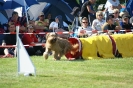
top-left (0, 28), bottom-right (5, 45)
top-left (120, 22), bottom-right (133, 30)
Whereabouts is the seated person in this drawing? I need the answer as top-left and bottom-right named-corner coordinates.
top-left (119, 11), bottom-right (130, 18)
top-left (77, 17), bottom-right (92, 37)
top-left (45, 13), bottom-right (54, 26)
top-left (22, 25), bottom-right (45, 56)
top-left (113, 9), bottom-right (122, 25)
top-left (0, 25), bottom-right (5, 55)
top-left (34, 12), bottom-right (52, 42)
top-left (92, 11), bottom-right (105, 31)
top-left (102, 14), bottom-right (122, 34)
top-left (8, 11), bottom-right (27, 33)
top-left (2, 22), bottom-right (17, 58)
top-left (49, 15), bottom-right (69, 38)
top-left (34, 12), bottom-right (50, 33)
top-left (120, 15), bottom-right (133, 32)
top-left (0, 25), bottom-right (5, 45)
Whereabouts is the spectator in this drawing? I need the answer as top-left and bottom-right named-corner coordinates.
top-left (8, 11), bottom-right (27, 33)
top-left (92, 11), bottom-right (105, 31)
top-left (35, 12), bottom-right (52, 43)
top-left (0, 25), bottom-right (5, 55)
top-left (22, 25), bottom-right (45, 56)
top-left (49, 15), bottom-right (69, 38)
top-left (2, 22), bottom-right (17, 58)
top-left (0, 24), bottom-right (5, 45)
top-left (79, 0), bottom-right (96, 24)
top-left (113, 9), bottom-right (122, 25)
top-left (119, 11), bottom-right (130, 18)
top-left (46, 13), bottom-right (54, 25)
top-left (120, 15), bottom-right (133, 32)
top-left (35, 12), bottom-right (49, 33)
top-left (102, 14), bottom-right (122, 33)
top-left (105, 0), bottom-right (122, 14)
top-left (77, 17), bottom-right (92, 37)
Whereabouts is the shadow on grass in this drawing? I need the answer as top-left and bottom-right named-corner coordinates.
top-left (39, 75), bottom-right (55, 77)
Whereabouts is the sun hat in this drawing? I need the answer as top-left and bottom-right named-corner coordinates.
top-left (39, 12), bottom-right (44, 16)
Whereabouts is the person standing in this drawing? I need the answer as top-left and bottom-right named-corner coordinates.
top-left (79, 0), bottom-right (96, 25)
top-left (104, 0), bottom-right (122, 14)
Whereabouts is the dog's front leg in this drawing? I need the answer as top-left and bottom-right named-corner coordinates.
top-left (43, 48), bottom-right (51, 60)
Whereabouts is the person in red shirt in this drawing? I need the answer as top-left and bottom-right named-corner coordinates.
top-left (22, 26), bottom-right (38, 45)
top-left (22, 25), bottom-right (44, 56)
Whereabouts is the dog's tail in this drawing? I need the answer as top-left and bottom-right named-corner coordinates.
top-left (70, 43), bottom-right (79, 55)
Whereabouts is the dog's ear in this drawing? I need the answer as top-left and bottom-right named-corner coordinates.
top-left (46, 33), bottom-right (50, 40)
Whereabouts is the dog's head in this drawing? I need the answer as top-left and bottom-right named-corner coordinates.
top-left (46, 32), bottom-right (58, 44)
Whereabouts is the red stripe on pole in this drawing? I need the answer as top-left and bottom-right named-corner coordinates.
top-left (0, 43), bottom-right (45, 48)
top-left (0, 30), bottom-right (133, 34)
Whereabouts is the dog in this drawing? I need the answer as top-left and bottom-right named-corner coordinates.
top-left (43, 32), bottom-right (79, 60)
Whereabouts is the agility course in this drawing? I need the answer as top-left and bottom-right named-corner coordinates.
top-left (1, 29), bottom-right (133, 88)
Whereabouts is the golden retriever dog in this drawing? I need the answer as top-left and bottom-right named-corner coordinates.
top-left (43, 32), bottom-right (78, 60)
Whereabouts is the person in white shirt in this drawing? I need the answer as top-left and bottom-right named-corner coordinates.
top-left (92, 11), bottom-right (105, 31)
top-left (77, 17), bottom-right (92, 37)
top-left (49, 16), bottom-right (68, 31)
top-left (49, 16), bottom-right (69, 38)
top-left (104, 0), bottom-right (122, 14)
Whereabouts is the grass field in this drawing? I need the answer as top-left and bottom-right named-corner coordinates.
top-left (0, 56), bottom-right (133, 88)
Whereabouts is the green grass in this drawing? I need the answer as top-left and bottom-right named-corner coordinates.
top-left (0, 56), bottom-right (133, 88)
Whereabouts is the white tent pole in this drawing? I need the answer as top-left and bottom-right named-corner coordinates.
top-left (23, 0), bottom-right (29, 25)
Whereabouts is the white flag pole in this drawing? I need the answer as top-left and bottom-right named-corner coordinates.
top-left (16, 25), bottom-right (36, 76)
top-left (16, 26), bottom-right (20, 76)
top-left (18, 37), bottom-right (36, 76)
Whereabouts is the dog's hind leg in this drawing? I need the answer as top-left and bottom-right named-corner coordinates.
top-left (58, 52), bottom-right (64, 60)
top-left (53, 51), bottom-right (60, 60)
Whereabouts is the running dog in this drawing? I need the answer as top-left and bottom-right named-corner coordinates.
top-left (43, 32), bottom-right (78, 60)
